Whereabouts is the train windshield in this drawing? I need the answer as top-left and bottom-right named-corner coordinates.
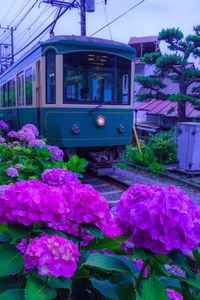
top-left (63, 51), bottom-right (131, 105)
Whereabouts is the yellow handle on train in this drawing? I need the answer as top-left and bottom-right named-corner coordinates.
top-left (133, 127), bottom-right (142, 155)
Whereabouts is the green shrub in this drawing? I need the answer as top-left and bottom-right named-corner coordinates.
top-left (148, 131), bottom-right (176, 164)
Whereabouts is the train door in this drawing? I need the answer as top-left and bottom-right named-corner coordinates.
top-left (36, 60), bottom-right (41, 132)
top-left (16, 72), bottom-right (25, 128)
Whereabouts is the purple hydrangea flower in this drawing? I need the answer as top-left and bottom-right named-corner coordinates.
top-left (21, 124), bottom-right (39, 136)
top-left (167, 289), bottom-right (183, 300)
top-left (7, 130), bottom-right (18, 138)
top-left (16, 130), bottom-right (35, 142)
top-left (47, 145), bottom-right (64, 160)
top-left (0, 185), bottom-right (10, 196)
top-left (28, 139), bottom-right (46, 148)
top-left (0, 120), bottom-right (9, 132)
top-left (5, 167), bottom-right (19, 178)
top-left (41, 168), bottom-right (79, 187)
top-left (116, 184), bottom-right (200, 254)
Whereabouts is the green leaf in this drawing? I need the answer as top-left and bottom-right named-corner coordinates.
top-left (0, 244), bottom-right (24, 276)
top-left (47, 277), bottom-right (71, 290)
top-left (84, 234), bottom-right (129, 254)
top-left (25, 277), bottom-right (57, 300)
top-left (0, 224), bottom-right (9, 233)
top-left (84, 252), bottom-right (131, 273)
top-left (133, 247), bottom-right (154, 261)
top-left (141, 276), bottom-right (170, 300)
top-left (193, 248), bottom-right (200, 270)
top-left (81, 225), bottom-right (104, 239)
top-left (169, 250), bottom-right (194, 277)
top-left (0, 233), bottom-right (11, 243)
top-left (0, 289), bottom-right (25, 300)
top-left (91, 278), bottom-right (134, 300)
top-left (8, 224), bottom-right (30, 244)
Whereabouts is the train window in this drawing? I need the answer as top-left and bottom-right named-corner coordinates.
top-left (8, 79), bottom-right (16, 107)
top-left (25, 68), bottom-right (33, 105)
top-left (63, 52), bottom-right (131, 105)
top-left (17, 73), bottom-right (25, 106)
top-left (46, 50), bottom-right (56, 104)
top-left (3, 83), bottom-right (8, 107)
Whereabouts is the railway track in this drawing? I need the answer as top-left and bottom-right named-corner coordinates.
top-left (81, 172), bottom-right (130, 207)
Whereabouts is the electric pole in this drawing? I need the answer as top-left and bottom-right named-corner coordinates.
top-left (0, 26), bottom-right (16, 73)
top-left (80, 0), bottom-right (86, 36)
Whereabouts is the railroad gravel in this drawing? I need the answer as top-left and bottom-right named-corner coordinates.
top-left (111, 166), bottom-right (200, 205)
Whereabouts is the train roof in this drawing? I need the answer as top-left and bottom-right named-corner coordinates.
top-left (0, 35), bottom-right (135, 81)
top-left (43, 35), bottom-right (132, 48)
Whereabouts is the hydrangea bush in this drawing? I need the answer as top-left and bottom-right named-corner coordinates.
top-left (0, 120), bottom-right (200, 299)
top-left (0, 121), bottom-right (88, 184)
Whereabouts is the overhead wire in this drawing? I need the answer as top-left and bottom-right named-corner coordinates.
top-left (0, 0), bottom-right (16, 25)
top-left (102, 0), bottom-right (113, 40)
top-left (14, 7), bottom-right (58, 52)
top-left (14, 0), bottom-right (40, 29)
top-left (8, 0), bottom-right (31, 26)
top-left (90, 0), bottom-right (145, 37)
top-left (14, 5), bottom-right (51, 40)
top-left (14, 7), bottom-right (69, 57)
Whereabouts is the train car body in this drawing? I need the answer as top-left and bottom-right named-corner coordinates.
top-left (0, 36), bottom-right (135, 161)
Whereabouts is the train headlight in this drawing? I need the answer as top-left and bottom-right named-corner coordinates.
top-left (71, 124), bottom-right (80, 134)
top-left (118, 124), bottom-right (126, 133)
top-left (96, 115), bottom-right (106, 127)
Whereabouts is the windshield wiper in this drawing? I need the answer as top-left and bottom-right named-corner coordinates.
top-left (89, 102), bottom-right (106, 113)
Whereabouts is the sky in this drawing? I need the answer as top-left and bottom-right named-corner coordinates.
top-left (0, 0), bottom-right (199, 59)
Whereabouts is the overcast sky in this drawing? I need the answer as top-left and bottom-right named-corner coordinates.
top-left (0, 0), bottom-right (199, 58)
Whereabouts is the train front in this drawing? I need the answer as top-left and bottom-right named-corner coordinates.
top-left (40, 36), bottom-right (135, 166)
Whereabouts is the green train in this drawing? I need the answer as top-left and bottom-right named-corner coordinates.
top-left (0, 36), bottom-right (135, 163)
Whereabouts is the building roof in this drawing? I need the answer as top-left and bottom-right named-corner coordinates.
top-left (129, 35), bottom-right (158, 45)
top-left (134, 99), bottom-right (200, 119)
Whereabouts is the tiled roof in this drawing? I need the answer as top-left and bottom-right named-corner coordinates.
top-left (134, 99), bottom-right (200, 119)
top-left (129, 35), bottom-right (158, 45)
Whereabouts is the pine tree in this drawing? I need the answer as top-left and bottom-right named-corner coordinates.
top-left (136, 25), bottom-right (200, 121)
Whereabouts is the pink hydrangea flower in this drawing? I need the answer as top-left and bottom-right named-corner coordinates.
top-left (21, 124), bottom-right (39, 136)
top-left (28, 139), bottom-right (45, 148)
top-left (47, 145), bottom-right (64, 160)
top-left (167, 289), bottom-right (183, 300)
top-left (0, 120), bottom-right (9, 132)
top-left (0, 180), bottom-right (68, 226)
top-left (21, 234), bottom-right (80, 277)
top-left (116, 184), bottom-right (200, 254)
top-left (62, 184), bottom-right (117, 232)
top-left (41, 168), bottom-right (79, 187)
top-left (5, 167), bottom-right (19, 178)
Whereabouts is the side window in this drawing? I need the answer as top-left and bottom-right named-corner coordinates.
top-left (46, 50), bottom-right (56, 104)
top-left (17, 72), bottom-right (24, 106)
top-left (8, 79), bottom-right (16, 107)
top-left (25, 68), bottom-right (33, 105)
top-left (3, 83), bottom-right (8, 107)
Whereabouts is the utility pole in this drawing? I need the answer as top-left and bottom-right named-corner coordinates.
top-left (80, 0), bottom-right (86, 36)
top-left (0, 26), bottom-right (16, 73)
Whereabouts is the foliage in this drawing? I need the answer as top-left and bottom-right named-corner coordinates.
top-left (0, 124), bottom-right (87, 185)
top-left (1, 122), bottom-right (200, 299)
top-left (135, 25), bottom-right (200, 121)
top-left (148, 131), bottom-right (177, 164)
top-left (125, 131), bottom-right (176, 174)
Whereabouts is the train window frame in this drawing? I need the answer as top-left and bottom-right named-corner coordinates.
top-left (25, 67), bottom-right (33, 106)
top-left (46, 50), bottom-right (56, 104)
top-left (63, 51), bottom-right (131, 105)
top-left (17, 72), bottom-right (25, 106)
